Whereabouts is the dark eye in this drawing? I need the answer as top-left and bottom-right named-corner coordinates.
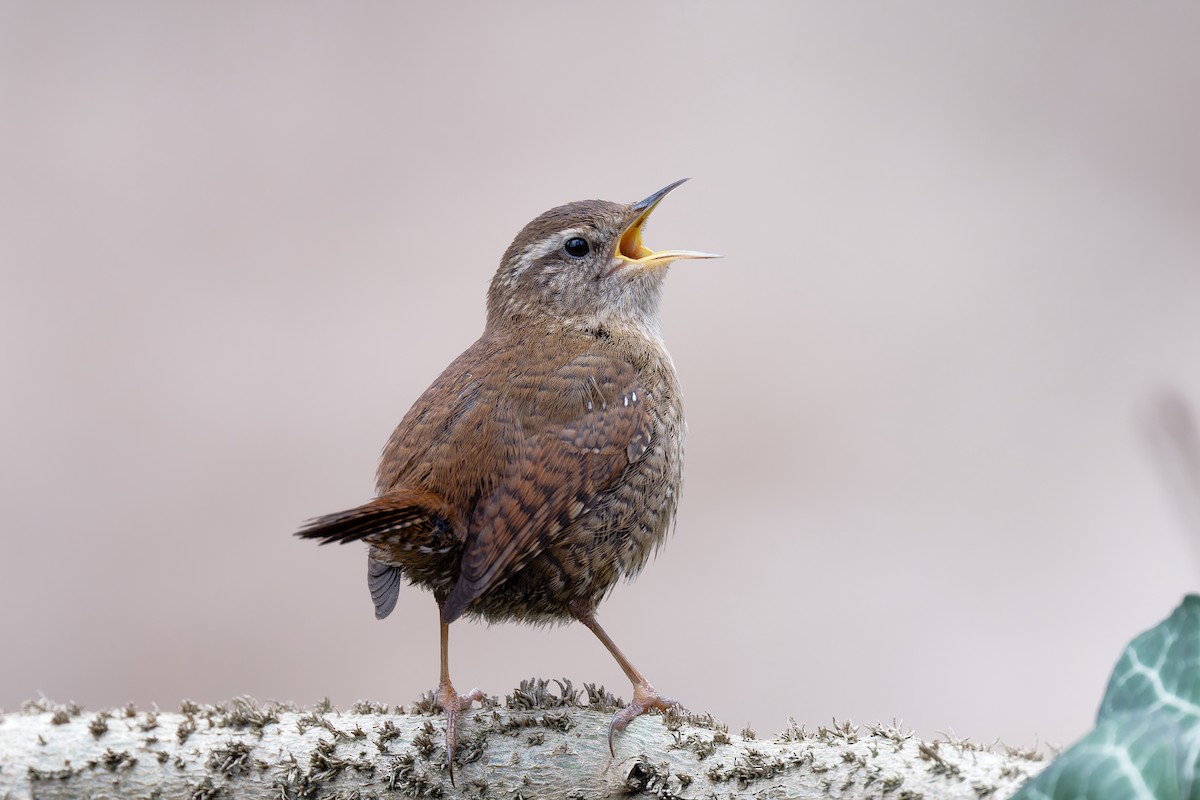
top-left (563, 237), bottom-right (590, 258)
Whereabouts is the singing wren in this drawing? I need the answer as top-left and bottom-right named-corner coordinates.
top-left (297, 180), bottom-right (718, 780)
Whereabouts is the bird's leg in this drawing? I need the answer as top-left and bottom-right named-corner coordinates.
top-left (571, 604), bottom-right (679, 756)
top-left (433, 598), bottom-right (483, 786)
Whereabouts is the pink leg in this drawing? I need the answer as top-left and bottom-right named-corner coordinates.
top-left (434, 600), bottom-right (483, 786)
top-left (572, 606), bottom-right (679, 756)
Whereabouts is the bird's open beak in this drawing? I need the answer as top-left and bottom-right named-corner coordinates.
top-left (616, 179), bottom-right (722, 269)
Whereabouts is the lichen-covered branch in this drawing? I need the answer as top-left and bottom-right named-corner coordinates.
top-left (0, 680), bottom-right (1045, 799)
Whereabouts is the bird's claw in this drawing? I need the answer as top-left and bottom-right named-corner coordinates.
top-left (607, 681), bottom-right (679, 757)
top-left (435, 683), bottom-right (485, 786)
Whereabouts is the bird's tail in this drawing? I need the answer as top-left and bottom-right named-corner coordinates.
top-left (295, 489), bottom-right (463, 619)
top-left (295, 488), bottom-right (461, 546)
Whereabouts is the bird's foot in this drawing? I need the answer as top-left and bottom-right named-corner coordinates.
top-left (435, 682), bottom-right (485, 786)
top-left (607, 680), bottom-right (680, 756)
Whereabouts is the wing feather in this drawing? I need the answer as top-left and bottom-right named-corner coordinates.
top-left (442, 351), bottom-right (651, 621)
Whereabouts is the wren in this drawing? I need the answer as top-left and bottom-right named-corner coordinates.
top-left (297, 180), bottom-right (718, 781)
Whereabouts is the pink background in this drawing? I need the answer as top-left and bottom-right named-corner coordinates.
top-left (3, 2), bottom-right (1199, 751)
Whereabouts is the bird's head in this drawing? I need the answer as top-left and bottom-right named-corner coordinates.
top-left (487, 180), bottom-right (719, 338)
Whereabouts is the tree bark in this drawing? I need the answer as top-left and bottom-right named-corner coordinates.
top-left (0, 682), bottom-right (1045, 799)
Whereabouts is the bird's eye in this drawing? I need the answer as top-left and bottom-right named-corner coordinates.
top-left (563, 237), bottom-right (590, 258)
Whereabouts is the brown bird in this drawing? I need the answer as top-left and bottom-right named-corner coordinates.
top-left (296, 180), bottom-right (717, 780)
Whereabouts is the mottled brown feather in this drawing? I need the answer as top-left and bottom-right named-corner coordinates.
top-left (444, 350), bottom-right (650, 620)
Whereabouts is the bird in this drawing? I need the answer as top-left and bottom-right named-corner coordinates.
top-left (296, 180), bottom-right (718, 782)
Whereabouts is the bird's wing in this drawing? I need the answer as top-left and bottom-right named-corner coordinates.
top-left (442, 349), bottom-right (654, 622)
top-left (375, 336), bottom-right (514, 506)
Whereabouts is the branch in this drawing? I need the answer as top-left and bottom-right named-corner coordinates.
top-left (0, 681), bottom-right (1045, 799)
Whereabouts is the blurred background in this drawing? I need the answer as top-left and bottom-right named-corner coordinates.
top-left (2, 2), bottom-right (1198, 751)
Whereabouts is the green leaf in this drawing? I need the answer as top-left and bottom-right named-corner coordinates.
top-left (1013, 595), bottom-right (1200, 800)
top-left (1099, 595), bottom-right (1200, 724)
